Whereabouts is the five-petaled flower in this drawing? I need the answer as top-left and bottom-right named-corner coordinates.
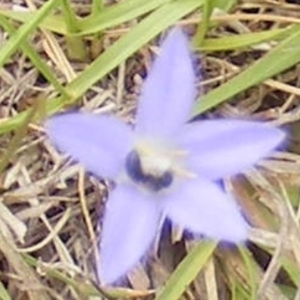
top-left (46, 28), bottom-right (285, 285)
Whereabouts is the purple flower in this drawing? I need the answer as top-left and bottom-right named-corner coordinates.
top-left (45, 28), bottom-right (285, 285)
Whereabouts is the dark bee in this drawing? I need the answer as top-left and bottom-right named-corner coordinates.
top-left (125, 150), bottom-right (173, 192)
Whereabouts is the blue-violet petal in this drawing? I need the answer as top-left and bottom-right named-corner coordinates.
top-left (45, 113), bottom-right (133, 178)
top-left (162, 178), bottom-right (248, 242)
top-left (177, 120), bottom-right (285, 180)
top-left (135, 28), bottom-right (196, 139)
top-left (98, 184), bottom-right (161, 284)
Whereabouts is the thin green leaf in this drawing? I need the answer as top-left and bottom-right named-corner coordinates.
top-left (0, 0), bottom-right (202, 134)
top-left (154, 242), bottom-right (216, 300)
top-left (194, 0), bottom-right (214, 45)
top-left (78, 0), bottom-right (170, 35)
top-left (193, 25), bottom-right (300, 115)
top-left (0, 0), bottom-right (169, 36)
top-left (91, 0), bottom-right (104, 15)
top-left (231, 282), bottom-right (251, 300)
top-left (238, 247), bottom-right (257, 300)
top-left (193, 0), bottom-right (235, 46)
top-left (282, 255), bottom-right (300, 284)
top-left (62, 0), bottom-right (201, 99)
top-left (60, 0), bottom-right (80, 32)
top-left (60, 0), bottom-right (88, 61)
top-left (0, 281), bottom-right (12, 300)
top-left (0, 15), bottom-right (67, 96)
top-left (23, 253), bottom-right (154, 298)
top-left (0, 97), bottom-right (44, 175)
top-left (0, 10), bottom-right (67, 35)
top-left (209, 0), bottom-right (236, 12)
top-left (197, 26), bottom-right (296, 51)
top-left (0, 231), bottom-right (51, 300)
top-left (0, 0), bottom-right (60, 68)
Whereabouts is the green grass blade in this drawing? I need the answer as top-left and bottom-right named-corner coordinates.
top-left (238, 247), bottom-right (257, 300)
top-left (0, 0), bottom-right (169, 36)
top-left (198, 26), bottom-right (296, 51)
top-left (210, 0), bottom-right (236, 12)
top-left (193, 25), bottom-right (300, 115)
top-left (154, 242), bottom-right (216, 300)
top-left (0, 10), bottom-right (67, 35)
top-left (78, 0), bottom-right (170, 35)
top-left (23, 253), bottom-right (153, 298)
top-left (63, 0), bottom-right (202, 98)
top-left (0, 0), bottom-right (202, 135)
top-left (0, 231), bottom-right (51, 300)
top-left (193, 0), bottom-right (215, 45)
top-left (0, 100), bottom-right (41, 175)
top-left (91, 0), bottom-right (104, 15)
top-left (0, 281), bottom-right (12, 300)
top-left (193, 0), bottom-right (235, 46)
top-left (0, 0), bottom-right (60, 68)
top-left (0, 15), bottom-right (67, 97)
top-left (231, 283), bottom-right (251, 300)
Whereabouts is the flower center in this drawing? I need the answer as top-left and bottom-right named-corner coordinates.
top-left (125, 150), bottom-right (173, 192)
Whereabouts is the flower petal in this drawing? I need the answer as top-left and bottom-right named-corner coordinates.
top-left (163, 178), bottom-right (248, 242)
top-left (45, 112), bottom-right (133, 178)
top-left (98, 184), bottom-right (161, 285)
top-left (178, 120), bottom-right (285, 180)
top-left (135, 28), bottom-right (196, 139)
